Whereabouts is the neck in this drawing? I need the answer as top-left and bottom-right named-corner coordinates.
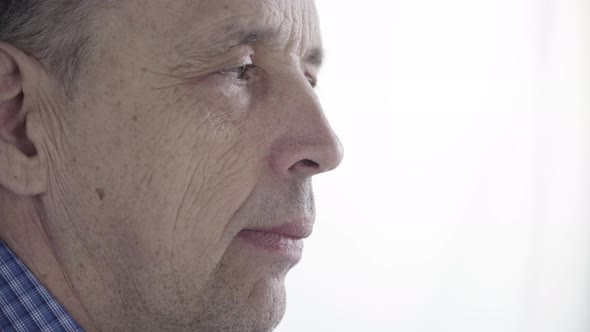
top-left (0, 188), bottom-right (96, 330)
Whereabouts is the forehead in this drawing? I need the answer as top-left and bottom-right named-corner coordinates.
top-left (194, 0), bottom-right (319, 25)
top-left (123, 0), bottom-right (322, 53)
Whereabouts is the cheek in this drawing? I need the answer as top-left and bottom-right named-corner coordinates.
top-left (122, 95), bottom-right (265, 307)
top-left (58, 55), bottom-right (274, 271)
top-left (210, 76), bottom-right (251, 101)
top-left (203, 77), bottom-right (257, 127)
top-left (55, 78), bottom-right (264, 264)
top-left (126, 100), bottom-right (262, 251)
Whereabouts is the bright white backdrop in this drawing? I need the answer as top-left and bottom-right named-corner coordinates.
top-left (275, 0), bottom-right (590, 331)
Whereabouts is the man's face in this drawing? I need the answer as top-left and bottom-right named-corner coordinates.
top-left (38, 0), bottom-right (342, 331)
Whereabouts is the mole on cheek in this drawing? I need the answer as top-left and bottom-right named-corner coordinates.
top-left (95, 188), bottom-right (106, 201)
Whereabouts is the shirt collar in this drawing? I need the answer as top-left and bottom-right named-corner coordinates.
top-left (0, 240), bottom-right (84, 331)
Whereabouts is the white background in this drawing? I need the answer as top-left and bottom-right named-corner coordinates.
top-left (276, 0), bottom-right (590, 331)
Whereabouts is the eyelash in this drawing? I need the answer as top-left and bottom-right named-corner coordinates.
top-left (220, 64), bottom-right (317, 88)
top-left (308, 76), bottom-right (317, 88)
top-left (224, 64), bottom-right (257, 82)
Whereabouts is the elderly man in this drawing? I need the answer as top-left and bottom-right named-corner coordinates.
top-left (0, 0), bottom-right (343, 331)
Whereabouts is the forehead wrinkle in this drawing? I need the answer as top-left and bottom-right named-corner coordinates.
top-left (168, 2), bottom-right (322, 74)
top-left (278, 0), bottom-right (322, 67)
top-left (204, 25), bottom-right (287, 58)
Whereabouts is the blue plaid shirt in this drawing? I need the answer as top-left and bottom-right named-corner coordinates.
top-left (0, 241), bottom-right (84, 332)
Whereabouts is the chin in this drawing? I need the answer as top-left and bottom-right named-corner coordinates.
top-left (183, 265), bottom-right (288, 332)
top-left (234, 274), bottom-right (288, 332)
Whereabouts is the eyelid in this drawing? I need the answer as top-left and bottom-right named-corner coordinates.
top-left (216, 53), bottom-right (253, 73)
top-left (303, 63), bottom-right (319, 88)
top-left (305, 72), bottom-right (318, 88)
top-left (218, 63), bottom-right (259, 86)
top-left (220, 63), bottom-right (256, 76)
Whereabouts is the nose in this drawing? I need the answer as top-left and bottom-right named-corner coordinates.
top-left (268, 77), bottom-right (344, 178)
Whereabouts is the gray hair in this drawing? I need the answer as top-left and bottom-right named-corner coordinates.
top-left (0, 0), bottom-right (109, 98)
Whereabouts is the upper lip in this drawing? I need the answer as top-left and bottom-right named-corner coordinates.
top-left (246, 220), bottom-right (314, 239)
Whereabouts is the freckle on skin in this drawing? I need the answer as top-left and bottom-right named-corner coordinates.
top-left (95, 188), bottom-right (106, 201)
top-left (132, 115), bottom-right (138, 121)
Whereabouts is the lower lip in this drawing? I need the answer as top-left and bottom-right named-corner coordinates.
top-left (237, 230), bottom-right (304, 257)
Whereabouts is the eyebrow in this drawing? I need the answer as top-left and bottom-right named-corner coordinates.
top-left (201, 26), bottom-right (278, 57)
top-left (203, 25), bottom-right (324, 67)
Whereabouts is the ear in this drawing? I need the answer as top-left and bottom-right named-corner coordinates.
top-left (0, 43), bottom-right (47, 195)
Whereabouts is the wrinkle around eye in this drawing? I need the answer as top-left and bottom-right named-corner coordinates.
top-left (167, 45), bottom-right (255, 79)
top-left (147, 61), bottom-right (252, 92)
top-left (217, 64), bottom-right (259, 85)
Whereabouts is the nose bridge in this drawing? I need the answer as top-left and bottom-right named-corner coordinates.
top-left (268, 70), bottom-right (344, 178)
top-left (280, 73), bottom-right (323, 127)
top-left (273, 63), bottom-right (331, 131)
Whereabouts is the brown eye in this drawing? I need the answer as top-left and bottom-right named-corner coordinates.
top-left (222, 64), bottom-right (257, 81)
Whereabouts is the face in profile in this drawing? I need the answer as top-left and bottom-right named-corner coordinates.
top-left (19, 0), bottom-right (343, 331)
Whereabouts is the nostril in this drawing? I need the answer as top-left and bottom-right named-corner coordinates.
top-left (301, 159), bottom-right (319, 168)
top-left (289, 159), bottom-right (319, 172)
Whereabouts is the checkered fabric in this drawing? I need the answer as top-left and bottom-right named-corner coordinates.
top-left (0, 241), bottom-right (84, 332)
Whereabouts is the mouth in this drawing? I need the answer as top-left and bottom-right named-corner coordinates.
top-left (236, 222), bottom-right (313, 258)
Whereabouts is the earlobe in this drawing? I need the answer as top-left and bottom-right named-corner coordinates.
top-left (0, 45), bottom-right (47, 196)
top-left (0, 142), bottom-right (47, 195)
